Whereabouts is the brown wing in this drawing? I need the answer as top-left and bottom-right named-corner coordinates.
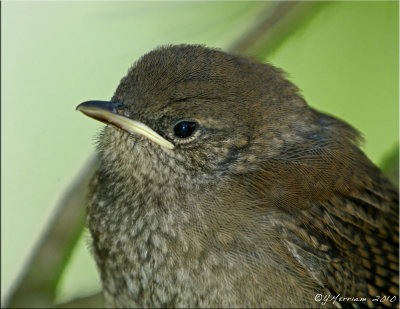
top-left (253, 142), bottom-right (399, 308)
top-left (282, 175), bottom-right (398, 308)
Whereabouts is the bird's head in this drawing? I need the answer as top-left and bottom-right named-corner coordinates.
top-left (77, 45), bottom-right (359, 192)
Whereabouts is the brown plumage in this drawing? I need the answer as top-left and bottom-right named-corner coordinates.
top-left (77, 45), bottom-right (399, 308)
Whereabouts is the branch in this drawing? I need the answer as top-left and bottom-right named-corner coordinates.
top-left (6, 155), bottom-right (99, 308)
top-left (229, 1), bottom-right (328, 58)
top-left (55, 292), bottom-right (104, 308)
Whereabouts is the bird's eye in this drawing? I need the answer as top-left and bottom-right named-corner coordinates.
top-left (174, 121), bottom-right (197, 138)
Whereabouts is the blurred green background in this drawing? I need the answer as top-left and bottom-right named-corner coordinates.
top-left (2, 1), bottom-right (398, 307)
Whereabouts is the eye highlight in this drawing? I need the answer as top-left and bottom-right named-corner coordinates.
top-left (174, 121), bottom-right (197, 138)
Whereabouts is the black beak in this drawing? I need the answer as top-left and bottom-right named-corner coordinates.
top-left (76, 100), bottom-right (174, 150)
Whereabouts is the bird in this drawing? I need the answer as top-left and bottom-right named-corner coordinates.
top-left (76, 44), bottom-right (399, 308)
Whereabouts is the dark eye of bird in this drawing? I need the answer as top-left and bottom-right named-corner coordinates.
top-left (174, 121), bottom-right (197, 138)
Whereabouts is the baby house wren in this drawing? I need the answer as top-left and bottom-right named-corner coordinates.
top-left (77, 45), bottom-right (399, 308)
